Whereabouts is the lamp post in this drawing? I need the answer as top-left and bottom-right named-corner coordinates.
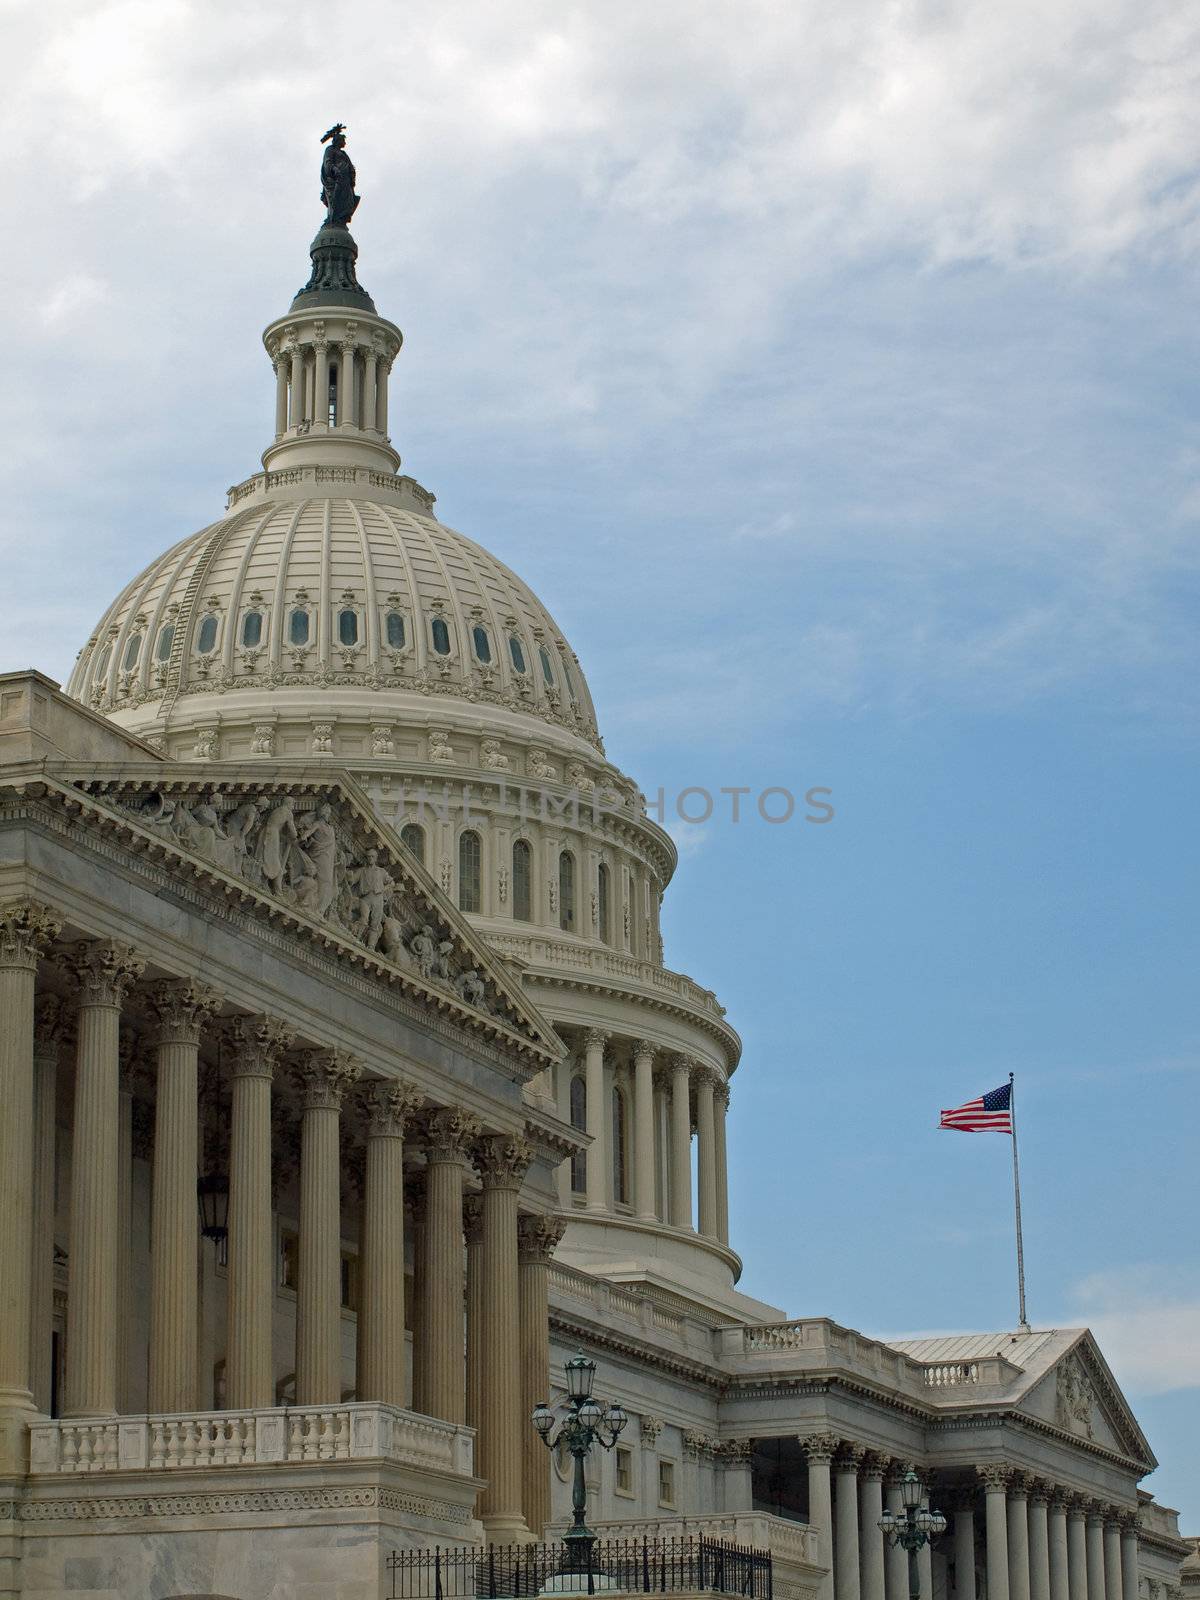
top-left (879, 1470), bottom-right (947, 1600)
top-left (532, 1352), bottom-right (628, 1577)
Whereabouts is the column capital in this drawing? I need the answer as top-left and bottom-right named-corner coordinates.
top-left (583, 1027), bottom-right (609, 1051)
top-left (364, 1078), bottom-right (424, 1138)
top-left (801, 1431), bottom-right (840, 1465)
top-left (33, 993), bottom-right (71, 1056)
top-left (1085, 1502), bottom-right (1108, 1528)
top-left (0, 898), bottom-right (61, 970)
top-left (1008, 1469), bottom-right (1034, 1500)
top-left (886, 1459), bottom-right (918, 1489)
top-left (516, 1210), bottom-right (566, 1264)
top-left (683, 1428), bottom-right (715, 1460)
top-left (690, 1059), bottom-right (718, 1090)
top-left (1065, 1494), bottom-right (1089, 1521)
top-left (977, 1463), bottom-right (1013, 1493)
top-left (59, 939), bottom-right (145, 1007)
top-left (860, 1451), bottom-right (890, 1483)
top-left (423, 1104), bottom-right (482, 1162)
top-left (718, 1437), bottom-right (755, 1466)
top-left (1028, 1480), bottom-right (1053, 1507)
top-left (1119, 1512), bottom-right (1141, 1536)
top-left (669, 1052), bottom-right (692, 1076)
top-left (632, 1039), bottom-right (657, 1062)
top-left (295, 1048), bottom-right (362, 1110)
top-left (147, 977), bottom-right (223, 1045)
top-left (474, 1131), bottom-right (534, 1190)
top-left (225, 1013), bottom-right (295, 1078)
top-left (835, 1441), bottom-right (868, 1473)
top-left (640, 1415), bottom-right (664, 1447)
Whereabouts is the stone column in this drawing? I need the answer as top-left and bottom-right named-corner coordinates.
top-left (517, 1212), bottom-right (566, 1538)
top-left (1103, 1520), bottom-right (1122, 1600)
top-left (1029, 1486), bottom-right (1051, 1600)
top-left (861, 1455), bottom-right (888, 1600)
top-left (802, 1433), bottom-right (838, 1600)
top-left (918, 1536), bottom-right (933, 1600)
top-left (1119, 1518), bottom-right (1139, 1600)
top-left (1067, 1501), bottom-right (1088, 1600)
top-left (584, 1029), bottom-right (608, 1211)
top-left (885, 1476), bottom-right (908, 1600)
top-left (314, 341), bottom-right (330, 427)
top-left (475, 1133), bottom-right (534, 1540)
top-left (1086, 1510), bottom-right (1107, 1600)
top-left (61, 940), bottom-right (144, 1418)
top-left (669, 1054), bottom-right (693, 1230)
top-left (954, 1506), bottom-right (977, 1600)
top-left (694, 1066), bottom-right (718, 1240)
top-left (1009, 1474), bottom-right (1032, 1600)
top-left (420, 1106), bottom-right (479, 1423)
top-left (1048, 1498), bottom-right (1070, 1600)
top-left (115, 1037), bottom-right (137, 1414)
top-left (294, 1050), bottom-right (361, 1406)
top-left (30, 994), bottom-right (67, 1416)
top-left (464, 1196), bottom-right (483, 1435)
top-left (362, 349), bottom-right (378, 433)
top-left (835, 1445), bottom-right (865, 1600)
top-left (359, 1080), bottom-right (422, 1407)
top-left (225, 1016), bottom-right (293, 1409)
top-left (274, 354), bottom-right (290, 435)
top-left (407, 1179), bottom-right (427, 1411)
top-left (722, 1438), bottom-right (755, 1514)
top-left (339, 343), bottom-right (357, 427)
top-left (714, 1081), bottom-right (730, 1244)
top-left (632, 1040), bottom-right (657, 1219)
top-left (979, 1466), bottom-right (1012, 1600)
top-left (146, 979), bottom-right (221, 1414)
top-left (289, 345), bottom-right (306, 426)
top-left (0, 902), bottom-right (60, 1430)
top-left (378, 356), bottom-right (391, 435)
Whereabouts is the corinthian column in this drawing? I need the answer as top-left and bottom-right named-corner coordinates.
top-left (632, 1040), bottom-right (657, 1219)
top-left (1119, 1518), bottom-right (1139, 1600)
top-left (979, 1466), bottom-right (1012, 1600)
top-left (1086, 1510), bottom-right (1107, 1600)
top-left (954, 1501), bottom-right (977, 1600)
top-left (1103, 1520), bottom-right (1122, 1600)
top-left (669, 1054), bottom-right (693, 1230)
top-left (1048, 1497), bottom-right (1070, 1600)
top-left (1009, 1474), bottom-right (1032, 1600)
top-left (61, 940), bottom-right (144, 1418)
top-left (517, 1211), bottom-right (566, 1538)
top-left (714, 1080), bottom-right (730, 1244)
top-left (1067, 1500), bottom-right (1088, 1600)
top-left (225, 1015), bottom-right (293, 1409)
top-left (694, 1065), bottom-right (718, 1239)
top-left (802, 1433), bottom-right (838, 1600)
top-left (464, 1196), bottom-right (483, 1435)
top-left (584, 1029), bottom-right (608, 1211)
top-left (359, 1080), bottom-right (423, 1406)
top-left (420, 1106), bottom-right (479, 1423)
top-left (1029, 1485), bottom-right (1051, 1600)
top-left (0, 901), bottom-right (60, 1425)
top-left (294, 1050), bottom-right (361, 1406)
top-left (475, 1133), bottom-right (534, 1540)
top-left (146, 979), bottom-right (221, 1414)
top-left (30, 994), bottom-right (68, 1416)
top-left (835, 1444), bottom-right (865, 1600)
top-left (860, 1454), bottom-right (888, 1600)
top-left (885, 1472), bottom-right (908, 1600)
top-left (339, 343), bottom-right (357, 427)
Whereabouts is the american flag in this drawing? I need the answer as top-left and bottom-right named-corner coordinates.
top-left (939, 1081), bottom-right (1013, 1133)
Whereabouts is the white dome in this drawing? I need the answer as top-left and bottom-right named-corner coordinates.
top-left (68, 479), bottom-right (602, 756)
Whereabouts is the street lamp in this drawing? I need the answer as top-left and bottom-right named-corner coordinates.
top-left (532, 1352), bottom-right (628, 1577)
top-left (879, 1470), bottom-right (947, 1600)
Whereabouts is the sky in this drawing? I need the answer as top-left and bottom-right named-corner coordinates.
top-left (3, 0), bottom-right (1198, 1528)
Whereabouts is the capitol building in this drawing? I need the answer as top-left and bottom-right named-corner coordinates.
top-left (0, 142), bottom-right (1192, 1600)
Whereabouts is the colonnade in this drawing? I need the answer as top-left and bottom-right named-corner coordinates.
top-left (556, 1031), bottom-right (730, 1245)
top-left (800, 1437), bottom-right (1144, 1600)
top-left (273, 332), bottom-right (393, 438)
top-left (0, 904), bottom-right (565, 1537)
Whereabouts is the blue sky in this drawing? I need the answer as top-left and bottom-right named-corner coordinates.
top-left (3, 0), bottom-right (1197, 1529)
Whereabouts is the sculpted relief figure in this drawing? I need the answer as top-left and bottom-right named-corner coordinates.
top-left (457, 968), bottom-right (486, 1009)
top-left (297, 803), bottom-right (339, 918)
top-left (410, 924), bottom-right (437, 980)
top-left (256, 795), bottom-right (299, 896)
top-left (346, 846), bottom-right (394, 950)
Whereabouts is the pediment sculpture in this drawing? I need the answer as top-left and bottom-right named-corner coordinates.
top-left (1055, 1353), bottom-right (1097, 1440)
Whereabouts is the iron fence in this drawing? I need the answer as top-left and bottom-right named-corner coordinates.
top-left (386, 1536), bottom-right (772, 1600)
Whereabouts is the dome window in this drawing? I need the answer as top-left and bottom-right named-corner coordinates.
top-left (338, 609), bottom-right (359, 648)
top-left (558, 849), bottom-right (576, 931)
top-left (196, 615), bottom-right (218, 654)
top-left (508, 635), bottom-right (527, 674)
top-left (539, 646), bottom-right (555, 688)
top-left (597, 861), bottom-right (611, 946)
top-left (612, 1086), bottom-right (629, 1205)
top-left (385, 611), bottom-right (406, 649)
top-left (289, 609), bottom-right (310, 647)
top-left (458, 830), bottom-right (482, 914)
top-left (122, 634), bottom-right (143, 672)
top-left (155, 624), bottom-right (174, 662)
top-left (431, 617), bottom-right (452, 656)
top-left (512, 839), bottom-right (532, 922)
top-left (569, 1075), bottom-right (587, 1193)
top-left (95, 643), bottom-right (112, 680)
top-left (400, 822), bottom-right (425, 864)
top-left (242, 611), bottom-right (263, 648)
top-left (472, 625), bottom-right (492, 664)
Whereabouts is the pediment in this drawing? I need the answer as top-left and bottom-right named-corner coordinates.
top-left (54, 764), bottom-right (563, 1073)
top-left (1023, 1334), bottom-right (1155, 1468)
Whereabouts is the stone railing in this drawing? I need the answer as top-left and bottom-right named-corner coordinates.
top-left (922, 1362), bottom-right (979, 1387)
top-left (488, 933), bottom-right (729, 1025)
top-left (549, 1260), bottom-right (686, 1336)
top-left (29, 1403), bottom-right (473, 1478)
top-left (543, 1514), bottom-right (820, 1576)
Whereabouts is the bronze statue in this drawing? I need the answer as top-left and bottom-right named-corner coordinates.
top-left (319, 123), bottom-right (360, 227)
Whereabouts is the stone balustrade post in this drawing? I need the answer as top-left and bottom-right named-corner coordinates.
top-left (359, 1079), bottom-right (422, 1407)
top-left (803, 1433), bottom-right (838, 1600)
top-left (860, 1454), bottom-right (888, 1600)
top-left (420, 1106), bottom-right (479, 1423)
top-left (979, 1465), bottom-right (1012, 1600)
top-left (584, 1029), bottom-right (608, 1211)
top-left (60, 940), bottom-right (144, 1419)
top-left (517, 1211), bottom-right (566, 1538)
top-left (669, 1054), bottom-right (693, 1230)
top-left (632, 1040), bottom-right (657, 1219)
top-left (30, 994), bottom-right (68, 1417)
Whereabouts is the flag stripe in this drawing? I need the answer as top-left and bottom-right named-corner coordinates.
top-left (939, 1083), bottom-right (1013, 1134)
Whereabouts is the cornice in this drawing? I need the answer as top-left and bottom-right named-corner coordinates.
top-left (524, 967), bottom-right (742, 1063)
top-left (548, 1309), bottom-right (723, 1391)
top-left (927, 1407), bottom-right (1155, 1477)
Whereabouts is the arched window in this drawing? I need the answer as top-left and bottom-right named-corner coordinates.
top-left (385, 611), bottom-right (406, 649)
top-left (472, 625), bottom-right (492, 664)
top-left (241, 611), bottom-right (263, 648)
top-left (539, 645), bottom-right (555, 687)
top-left (558, 850), bottom-right (576, 932)
top-left (95, 643), bottom-right (112, 680)
top-left (569, 1075), bottom-right (587, 1194)
top-left (338, 609), bottom-right (359, 647)
top-left (156, 623), bottom-right (174, 662)
top-left (289, 608), bottom-right (310, 646)
top-left (196, 615), bottom-right (218, 654)
top-left (597, 862), bottom-right (611, 945)
top-left (512, 839), bottom-right (532, 922)
top-left (508, 635), bottom-right (527, 674)
top-left (431, 617), bottom-right (452, 656)
top-left (612, 1086), bottom-right (629, 1205)
top-left (122, 634), bottom-right (142, 671)
top-left (400, 823), bottom-right (425, 864)
top-left (459, 830), bottom-right (482, 914)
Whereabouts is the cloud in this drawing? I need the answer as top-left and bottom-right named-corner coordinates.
top-left (1066, 1268), bottom-right (1200, 1396)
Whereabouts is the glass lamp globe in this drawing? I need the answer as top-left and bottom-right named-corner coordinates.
top-left (565, 1352), bottom-right (597, 1401)
top-left (916, 1508), bottom-right (936, 1535)
top-left (531, 1402), bottom-right (555, 1439)
top-left (606, 1402), bottom-right (628, 1435)
top-left (900, 1471), bottom-right (923, 1510)
top-left (578, 1398), bottom-right (603, 1430)
top-left (878, 1510), bottom-right (897, 1535)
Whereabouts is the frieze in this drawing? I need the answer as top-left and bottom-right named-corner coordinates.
top-left (15, 1484), bottom-right (472, 1523)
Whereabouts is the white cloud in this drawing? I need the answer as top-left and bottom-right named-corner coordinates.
top-left (1067, 1268), bottom-right (1200, 1396)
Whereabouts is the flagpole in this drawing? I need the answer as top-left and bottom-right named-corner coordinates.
top-left (1009, 1071), bottom-right (1030, 1332)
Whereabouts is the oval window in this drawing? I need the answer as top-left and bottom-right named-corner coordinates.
top-left (431, 617), bottom-right (451, 656)
top-left (197, 615), bottom-right (218, 654)
top-left (508, 635), bottom-right (527, 673)
top-left (472, 625), bottom-right (492, 664)
top-left (95, 643), bottom-right (112, 680)
top-left (539, 646), bottom-right (555, 688)
top-left (289, 608), bottom-right (309, 646)
top-left (156, 624), bottom-right (174, 662)
top-left (242, 611), bottom-right (263, 648)
top-left (123, 634), bottom-right (142, 671)
top-left (386, 611), bottom-right (406, 649)
top-left (338, 609), bottom-right (359, 647)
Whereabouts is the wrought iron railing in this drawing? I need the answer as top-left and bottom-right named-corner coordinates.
top-left (386, 1536), bottom-right (772, 1599)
